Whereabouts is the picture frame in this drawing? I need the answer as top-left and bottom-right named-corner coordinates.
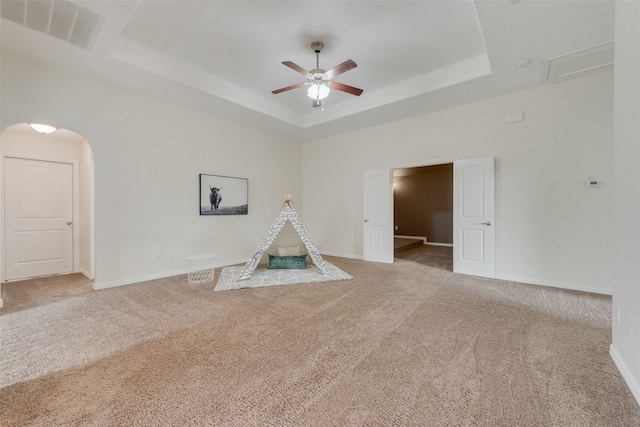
top-left (199, 174), bottom-right (248, 215)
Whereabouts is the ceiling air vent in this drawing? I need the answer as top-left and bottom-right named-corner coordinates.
top-left (543, 42), bottom-right (614, 83)
top-left (1, 0), bottom-right (103, 50)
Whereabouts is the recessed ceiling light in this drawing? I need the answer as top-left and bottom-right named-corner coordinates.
top-left (29, 123), bottom-right (58, 134)
top-left (515, 59), bottom-right (530, 68)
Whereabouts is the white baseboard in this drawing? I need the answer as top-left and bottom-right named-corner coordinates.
top-left (320, 251), bottom-right (362, 260)
top-left (79, 267), bottom-right (93, 280)
top-left (270, 249), bottom-right (610, 296)
top-left (93, 252), bottom-right (359, 290)
top-left (93, 269), bottom-right (189, 290)
top-left (610, 344), bottom-right (640, 408)
top-left (394, 235), bottom-right (453, 247)
top-left (495, 274), bottom-right (612, 295)
top-left (93, 258), bottom-right (247, 290)
top-left (395, 235), bottom-right (427, 244)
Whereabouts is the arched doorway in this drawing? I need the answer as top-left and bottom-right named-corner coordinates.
top-left (0, 123), bottom-right (95, 307)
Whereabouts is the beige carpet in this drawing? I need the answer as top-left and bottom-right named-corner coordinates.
top-left (396, 244), bottom-right (454, 271)
top-left (0, 273), bottom-right (94, 315)
top-left (1, 256), bottom-right (639, 426)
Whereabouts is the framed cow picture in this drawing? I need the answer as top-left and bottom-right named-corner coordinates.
top-left (199, 174), bottom-right (248, 215)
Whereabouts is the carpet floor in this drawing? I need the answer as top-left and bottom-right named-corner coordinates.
top-left (1, 256), bottom-right (639, 426)
top-left (395, 244), bottom-right (453, 272)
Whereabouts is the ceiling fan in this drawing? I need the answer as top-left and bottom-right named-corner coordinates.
top-left (272, 41), bottom-right (364, 108)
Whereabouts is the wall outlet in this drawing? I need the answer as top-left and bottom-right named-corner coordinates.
top-left (395, 225), bottom-right (398, 230)
top-left (529, 257), bottom-right (537, 265)
top-left (153, 253), bottom-right (161, 262)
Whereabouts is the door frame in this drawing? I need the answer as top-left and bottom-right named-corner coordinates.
top-left (1, 153), bottom-right (81, 282)
top-left (384, 156), bottom-right (495, 277)
top-left (361, 159), bottom-right (457, 264)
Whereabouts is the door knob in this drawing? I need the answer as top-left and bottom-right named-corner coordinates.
top-left (364, 219), bottom-right (370, 223)
top-left (67, 221), bottom-right (73, 225)
top-left (481, 221), bottom-right (491, 226)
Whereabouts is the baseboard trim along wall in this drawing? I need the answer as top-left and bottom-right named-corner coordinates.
top-left (495, 274), bottom-right (612, 295)
top-left (319, 251), bottom-right (363, 260)
top-left (610, 345), bottom-right (640, 408)
top-left (92, 254), bottom-right (611, 296)
top-left (324, 247), bottom-right (609, 295)
top-left (394, 235), bottom-right (453, 247)
top-left (93, 258), bottom-right (247, 290)
top-left (395, 235), bottom-right (427, 244)
top-left (79, 267), bottom-right (93, 280)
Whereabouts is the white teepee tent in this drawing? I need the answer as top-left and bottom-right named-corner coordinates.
top-left (236, 194), bottom-right (331, 281)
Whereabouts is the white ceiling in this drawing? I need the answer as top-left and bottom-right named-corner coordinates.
top-left (1, 0), bottom-right (615, 142)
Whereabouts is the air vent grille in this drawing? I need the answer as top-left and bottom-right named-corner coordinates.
top-left (1, 0), bottom-right (103, 50)
top-left (543, 42), bottom-right (614, 83)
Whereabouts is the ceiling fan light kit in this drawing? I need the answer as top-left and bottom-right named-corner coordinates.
top-left (307, 82), bottom-right (330, 100)
top-left (272, 41), bottom-right (363, 108)
top-left (29, 123), bottom-right (58, 134)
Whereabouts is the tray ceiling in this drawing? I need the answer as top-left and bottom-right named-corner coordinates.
top-left (1, 1), bottom-right (615, 141)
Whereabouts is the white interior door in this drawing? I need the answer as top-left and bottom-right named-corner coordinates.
top-left (453, 156), bottom-right (495, 278)
top-left (363, 169), bottom-right (393, 263)
top-left (4, 157), bottom-right (74, 281)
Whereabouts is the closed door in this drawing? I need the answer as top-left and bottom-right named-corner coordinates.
top-left (453, 156), bottom-right (495, 278)
top-left (363, 169), bottom-right (393, 263)
top-left (4, 157), bottom-right (74, 281)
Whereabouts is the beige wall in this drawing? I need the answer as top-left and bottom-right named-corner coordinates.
top-left (1, 53), bottom-right (616, 296)
top-left (0, 53), bottom-right (303, 287)
top-left (393, 164), bottom-right (453, 244)
top-left (304, 69), bottom-right (614, 294)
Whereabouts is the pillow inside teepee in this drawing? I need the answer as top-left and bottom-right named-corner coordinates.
top-left (268, 254), bottom-right (308, 269)
top-left (258, 221), bottom-right (307, 264)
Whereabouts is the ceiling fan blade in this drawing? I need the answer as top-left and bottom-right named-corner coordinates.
top-left (272, 82), bottom-right (306, 94)
top-left (330, 81), bottom-right (364, 96)
top-left (323, 59), bottom-right (357, 80)
top-left (282, 61), bottom-right (311, 77)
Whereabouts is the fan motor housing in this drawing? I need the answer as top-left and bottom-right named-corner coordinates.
top-left (309, 69), bottom-right (327, 80)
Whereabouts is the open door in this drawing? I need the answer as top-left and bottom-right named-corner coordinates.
top-left (363, 169), bottom-right (393, 263)
top-left (453, 156), bottom-right (495, 278)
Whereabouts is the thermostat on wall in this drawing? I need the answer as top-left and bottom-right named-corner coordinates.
top-left (585, 179), bottom-right (604, 187)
